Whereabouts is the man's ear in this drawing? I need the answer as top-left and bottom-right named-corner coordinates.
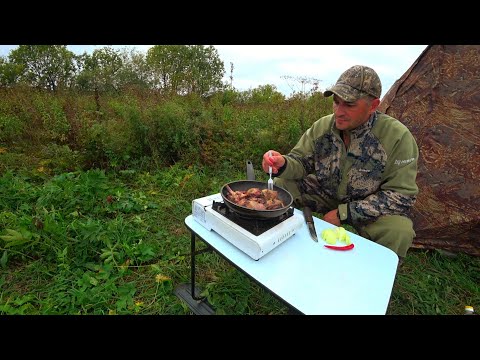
top-left (371, 98), bottom-right (381, 111)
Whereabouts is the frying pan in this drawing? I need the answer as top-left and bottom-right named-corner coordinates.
top-left (220, 160), bottom-right (293, 219)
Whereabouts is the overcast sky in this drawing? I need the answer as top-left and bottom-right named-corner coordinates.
top-left (0, 45), bottom-right (428, 98)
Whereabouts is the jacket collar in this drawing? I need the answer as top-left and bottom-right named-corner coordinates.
top-left (331, 111), bottom-right (378, 137)
top-left (351, 110), bottom-right (378, 137)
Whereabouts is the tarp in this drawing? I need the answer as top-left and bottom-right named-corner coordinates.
top-left (379, 45), bottom-right (480, 256)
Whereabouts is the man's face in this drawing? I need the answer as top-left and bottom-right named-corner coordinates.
top-left (332, 95), bottom-right (379, 131)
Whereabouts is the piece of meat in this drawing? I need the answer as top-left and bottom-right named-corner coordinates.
top-left (226, 186), bottom-right (285, 210)
top-left (265, 198), bottom-right (285, 209)
top-left (246, 188), bottom-right (262, 197)
top-left (261, 189), bottom-right (278, 201)
top-left (246, 200), bottom-right (266, 210)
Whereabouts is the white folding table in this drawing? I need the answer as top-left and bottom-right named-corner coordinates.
top-left (177, 208), bottom-right (399, 315)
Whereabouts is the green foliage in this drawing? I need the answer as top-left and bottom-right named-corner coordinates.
top-left (102, 98), bottom-right (147, 168)
top-left (240, 84), bottom-right (286, 104)
top-left (0, 49), bottom-right (331, 172)
top-left (3, 45), bottom-right (225, 99)
top-left (218, 89), bottom-right (240, 105)
top-left (8, 45), bottom-right (77, 91)
top-left (0, 228), bottom-right (39, 248)
top-left (0, 294), bottom-right (36, 315)
top-left (388, 249), bottom-right (480, 315)
top-left (0, 171), bottom-right (40, 209)
top-left (0, 168), bottom-right (171, 314)
top-left (0, 57), bottom-right (23, 87)
top-left (0, 162), bottom-right (479, 315)
top-left (0, 113), bottom-right (24, 142)
top-left (1, 85), bottom-right (479, 315)
top-left (0, 87), bottom-right (42, 143)
top-left (39, 144), bottom-right (83, 173)
top-left (80, 122), bottom-right (106, 168)
top-left (76, 47), bottom-right (123, 93)
top-left (115, 47), bottom-right (151, 91)
top-left (144, 99), bottom-right (199, 164)
top-left (32, 94), bottom-right (71, 142)
top-left (146, 45), bottom-right (224, 96)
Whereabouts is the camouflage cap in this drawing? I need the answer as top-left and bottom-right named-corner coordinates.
top-left (324, 65), bottom-right (382, 102)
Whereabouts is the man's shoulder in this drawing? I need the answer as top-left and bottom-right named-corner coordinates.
top-left (373, 112), bottom-right (418, 156)
top-left (312, 113), bottom-right (334, 130)
top-left (375, 112), bottom-right (413, 136)
top-left (316, 113), bottom-right (335, 123)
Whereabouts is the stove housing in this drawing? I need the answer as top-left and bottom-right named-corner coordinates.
top-left (192, 193), bottom-right (304, 260)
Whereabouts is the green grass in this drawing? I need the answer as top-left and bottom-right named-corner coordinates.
top-left (388, 249), bottom-right (479, 315)
top-left (0, 166), bottom-right (479, 315)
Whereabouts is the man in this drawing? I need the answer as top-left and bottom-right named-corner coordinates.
top-left (262, 65), bottom-right (419, 260)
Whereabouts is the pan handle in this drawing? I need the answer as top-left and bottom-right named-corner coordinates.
top-left (246, 160), bottom-right (255, 181)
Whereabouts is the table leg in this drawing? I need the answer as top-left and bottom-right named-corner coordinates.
top-left (190, 232), bottom-right (204, 300)
top-left (174, 231), bottom-right (215, 315)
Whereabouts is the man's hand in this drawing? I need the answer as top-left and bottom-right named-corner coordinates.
top-left (323, 209), bottom-right (341, 226)
top-left (262, 150), bottom-right (285, 174)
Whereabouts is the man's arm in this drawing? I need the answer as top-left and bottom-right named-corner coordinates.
top-left (277, 116), bottom-right (333, 179)
top-left (341, 131), bottom-right (419, 226)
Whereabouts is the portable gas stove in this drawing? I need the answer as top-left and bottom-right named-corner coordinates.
top-left (192, 193), bottom-right (304, 260)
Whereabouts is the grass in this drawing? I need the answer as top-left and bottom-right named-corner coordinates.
top-left (388, 249), bottom-right (479, 315)
top-left (0, 165), bottom-right (479, 315)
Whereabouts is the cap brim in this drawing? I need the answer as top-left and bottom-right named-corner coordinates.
top-left (323, 84), bottom-right (365, 102)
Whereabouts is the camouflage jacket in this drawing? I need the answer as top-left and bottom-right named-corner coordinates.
top-left (279, 111), bottom-right (419, 226)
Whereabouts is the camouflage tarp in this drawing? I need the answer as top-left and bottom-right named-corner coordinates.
top-left (379, 45), bottom-right (480, 256)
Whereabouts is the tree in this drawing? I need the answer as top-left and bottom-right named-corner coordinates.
top-left (242, 84), bottom-right (285, 104)
top-left (76, 46), bottom-right (123, 93)
top-left (0, 56), bottom-right (24, 87)
top-left (183, 45), bottom-right (225, 96)
top-left (115, 47), bottom-right (151, 91)
top-left (146, 45), bottom-right (225, 96)
top-left (76, 46), bottom-right (124, 111)
top-left (8, 45), bottom-right (77, 91)
top-left (146, 45), bottom-right (189, 94)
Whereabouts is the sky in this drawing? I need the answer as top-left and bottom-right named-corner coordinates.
top-left (0, 45), bottom-right (428, 99)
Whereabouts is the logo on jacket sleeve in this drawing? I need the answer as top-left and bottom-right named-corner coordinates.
top-left (394, 157), bottom-right (415, 166)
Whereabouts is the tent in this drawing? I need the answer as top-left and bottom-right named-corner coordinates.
top-left (379, 45), bottom-right (480, 256)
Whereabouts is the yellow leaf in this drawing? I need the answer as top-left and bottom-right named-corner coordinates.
top-left (155, 274), bottom-right (171, 283)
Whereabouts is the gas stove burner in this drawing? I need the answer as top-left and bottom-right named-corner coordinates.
top-left (212, 201), bottom-right (294, 219)
top-left (235, 210), bottom-right (294, 221)
top-left (211, 200), bottom-right (295, 236)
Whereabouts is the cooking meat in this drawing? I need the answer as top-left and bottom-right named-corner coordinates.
top-left (226, 185), bottom-right (285, 210)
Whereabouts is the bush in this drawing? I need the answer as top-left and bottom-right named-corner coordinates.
top-left (0, 114), bottom-right (24, 143)
top-left (39, 144), bottom-right (83, 173)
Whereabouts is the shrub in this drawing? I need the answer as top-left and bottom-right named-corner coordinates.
top-left (0, 114), bottom-right (24, 143)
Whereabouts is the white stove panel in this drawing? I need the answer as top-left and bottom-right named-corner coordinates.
top-left (192, 193), bottom-right (303, 260)
top-left (192, 193), bottom-right (223, 230)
